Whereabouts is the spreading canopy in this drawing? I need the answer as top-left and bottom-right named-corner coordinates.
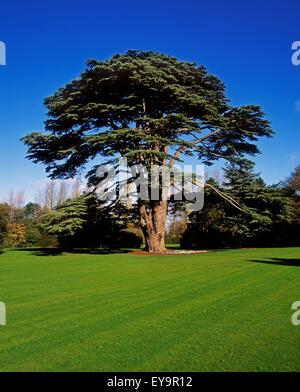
top-left (23, 50), bottom-right (272, 178)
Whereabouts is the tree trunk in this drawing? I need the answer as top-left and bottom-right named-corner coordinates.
top-left (139, 200), bottom-right (167, 253)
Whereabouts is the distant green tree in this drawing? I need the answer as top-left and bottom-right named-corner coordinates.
top-left (223, 161), bottom-right (294, 243)
top-left (22, 51), bottom-right (272, 252)
top-left (40, 196), bottom-right (88, 239)
top-left (23, 202), bottom-right (41, 220)
top-left (182, 162), bottom-right (295, 248)
top-left (0, 204), bottom-right (10, 247)
top-left (40, 195), bottom-right (142, 248)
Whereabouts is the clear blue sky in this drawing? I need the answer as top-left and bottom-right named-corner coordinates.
top-left (0, 0), bottom-right (299, 201)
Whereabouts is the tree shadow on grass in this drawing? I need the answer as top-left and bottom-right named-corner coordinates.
top-left (15, 248), bottom-right (132, 257)
top-left (249, 258), bottom-right (300, 267)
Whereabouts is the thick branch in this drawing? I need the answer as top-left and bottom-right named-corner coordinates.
top-left (169, 129), bottom-right (223, 167)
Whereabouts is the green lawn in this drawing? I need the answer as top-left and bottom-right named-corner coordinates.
top-left (0, 247), bottom-right (300, 371)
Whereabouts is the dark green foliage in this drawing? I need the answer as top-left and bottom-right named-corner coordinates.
top-left (23, 202), bottom-right (41, 220)
top-left (182, 162), bottom-right (296, 249)
top-left (22, 51), bottom-right (272, 176)
top-left (40, 196), bottom-right (88, 238)
top-left (0, 216), bottom-right (7, 247)
top-left (115, 225), bottom-right (143, 248)
top-left (40, 195), bottom-right (142, 248)
top-left (0, 204), bottom-right (10, 247)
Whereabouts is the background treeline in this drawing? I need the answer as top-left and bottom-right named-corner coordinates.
top-left (0, 180), bottom-right (83, 248)
top-left (0, 180), bottom-right (143, 249)
top-left (181, 162), bottom-right (300, 249)
top-left (1, 163), bottom-right (300, 250)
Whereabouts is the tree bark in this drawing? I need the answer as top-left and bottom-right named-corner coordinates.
top-left (139, 200), bottom-right (167, 253)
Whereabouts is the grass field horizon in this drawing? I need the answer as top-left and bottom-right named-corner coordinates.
top-left (1, 247), bottom-right (300, 372)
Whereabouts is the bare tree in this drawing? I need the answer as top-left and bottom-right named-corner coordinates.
top-left (15, 191), bottom-right (25, 209)
top-left (71, 177), bottom-right (83, 199)
top-left (57, 181), bottom-right (69, 205)
top-left (6, 190), bottom-right (25, 222)
top-left (46, 181), bottom-right (57, 210)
